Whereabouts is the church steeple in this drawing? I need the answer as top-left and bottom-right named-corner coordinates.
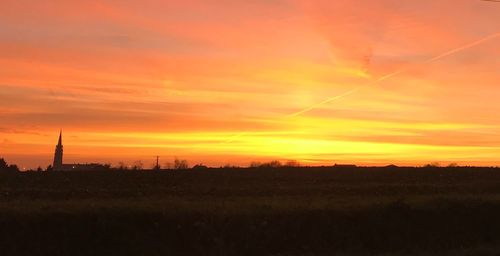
top-left (53, 130), bottom-right (63, 170)
top-left (57, 130), bottom-right (62, 146)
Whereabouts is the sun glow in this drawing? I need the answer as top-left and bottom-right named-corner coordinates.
top-left (1, 0), bottom-right (500, 168)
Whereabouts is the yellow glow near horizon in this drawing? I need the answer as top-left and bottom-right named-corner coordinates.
top-left (1, 0), bottom-right (500, 168)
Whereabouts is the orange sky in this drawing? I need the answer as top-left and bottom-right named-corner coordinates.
top-left (1, 0), bottom-right (500, 169)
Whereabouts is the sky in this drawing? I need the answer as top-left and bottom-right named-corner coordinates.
top-left (1, 0), bottom-right (500, 169)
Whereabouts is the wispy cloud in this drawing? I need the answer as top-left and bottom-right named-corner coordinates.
top-left (1, 0), bottom-right (500, 167)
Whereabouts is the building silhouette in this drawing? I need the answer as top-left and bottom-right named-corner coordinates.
top-left (53, 130), bottom-right (63, 169)
top-left (52, 131), bottom-right (108, 171)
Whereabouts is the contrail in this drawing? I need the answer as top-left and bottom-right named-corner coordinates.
top-left (375, 66), bottom-right (412, 82)
top-left (286, 88), bottom-right (360, 118)
top-left (425, 32), bottom-right (500, 63)
top-left (221, 31), bottom-right (500, 144)
top-left (286, 32), bottom-right (500, 117)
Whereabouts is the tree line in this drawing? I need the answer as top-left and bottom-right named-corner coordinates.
top-left (0, 158), bottom-right (19, 173)
top-left (0, 157), bottom-right (306, 173)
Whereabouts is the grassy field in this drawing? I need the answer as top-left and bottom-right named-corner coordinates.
top-left (2, 167), bottom-right (500, 255)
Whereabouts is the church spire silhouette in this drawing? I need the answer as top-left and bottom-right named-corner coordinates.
top-left (53, 130), bottom-right (63, 170)
top-left (58, 130), bottom-right (62, 145)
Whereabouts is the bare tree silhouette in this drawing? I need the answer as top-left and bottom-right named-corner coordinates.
top-left (174, 158), bottom-right (189, 170)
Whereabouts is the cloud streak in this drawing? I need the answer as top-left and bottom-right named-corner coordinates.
top-left (1, 0), bottom-right (500, 168)
top-left (286, 31), bottom-right (500, 117)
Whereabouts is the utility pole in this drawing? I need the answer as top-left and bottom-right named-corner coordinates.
top-left (155, 156), bottom-right (160, 170)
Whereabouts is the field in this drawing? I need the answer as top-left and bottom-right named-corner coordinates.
top-left (2, 167), bottom-right (500, 255)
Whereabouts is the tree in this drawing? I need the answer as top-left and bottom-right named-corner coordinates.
top-left (284, 160), bottom-right (301, 167)
top-left (0, 158), bottom-right (7, 169)
top-left (118, 162), bottom-right (129, 170)
top-left (132, 161), bottom-right (143, 171)
top-left (260, 160), bottom-right (282, 168)
top-left (249, 160), bottom-right (283, 169)
top-left (424, 162), bottom-right (441, 168)
top-left (0, 158), bottom-right (19, 173)
top-left (249, 162), bottom-right (262, 168)
top-left (174, 158), bottom-right (189, 170)
top-left (8, 165), bottom-right (19, 172)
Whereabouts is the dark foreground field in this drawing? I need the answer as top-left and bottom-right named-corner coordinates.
top-left (2, 167), bottom-right (500, 255)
